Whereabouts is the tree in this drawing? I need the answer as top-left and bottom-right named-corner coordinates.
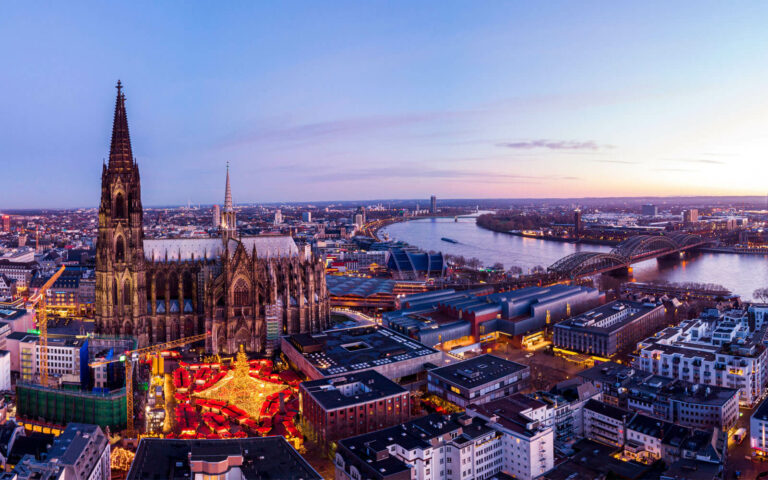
top-left (530, 265), bottom-right (546, 274)
top-left (466, 257), bottom-right (482, 269)
top-left (507, 266), bottom-right (523, 276)
top-left (754, 288), bottom-right (768, 303)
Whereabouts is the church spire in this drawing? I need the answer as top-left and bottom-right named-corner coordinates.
top-left (109, 80), bottom-right (133, 171)
top-left (221, 162), bottom-right (237, 242)
top-left (224, 161), bottom-right (233, 211)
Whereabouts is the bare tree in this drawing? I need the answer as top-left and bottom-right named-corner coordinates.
top-left (466, 257), bottom-right (482, 269)
top-left (754, 288), bottom-right (768, 303)
top-left (507, 265), bottom-right (523, 276)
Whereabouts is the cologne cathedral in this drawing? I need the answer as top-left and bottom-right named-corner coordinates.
top-left (94, 82), bottom-right (330, 354)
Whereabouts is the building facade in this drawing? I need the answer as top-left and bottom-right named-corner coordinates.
top-left (583, 399), bottom-right (633, 448)
top-left (751, 397), bottom-right (768, 458)
top-left (578, 362), bottom-right (739, 433)
top-left (299, 370), bottom-right (410, 444)
top-left (94, 82), bottom-right (330, 353)
top-left (427, 354), bottom-right (529, 408)
top-left (335, 412), bottom-right (553, 480)
top-left (634, 315), bottom-right (768, 406)
top-left (554, 301), bottom-right (666, 357)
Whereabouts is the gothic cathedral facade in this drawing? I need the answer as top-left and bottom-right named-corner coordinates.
top-left (95, 82), bottom-right (330, 354)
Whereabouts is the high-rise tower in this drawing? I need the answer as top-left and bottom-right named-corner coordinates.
top-left (95, 81), bottom-right (148, 343)
top-left (221, 163), bottom-right (237, 241)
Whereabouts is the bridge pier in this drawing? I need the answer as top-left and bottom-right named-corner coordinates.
top-left (658, 251), bottom-right (683, 261)
top-left (607, 266), bottom-right (631, 277)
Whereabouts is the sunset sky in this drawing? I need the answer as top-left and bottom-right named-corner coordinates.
top-left (2, 1), bottom-right (768, 207)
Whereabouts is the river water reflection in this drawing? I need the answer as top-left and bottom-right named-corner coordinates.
top-left (382, 217), bottom-right (768, 300)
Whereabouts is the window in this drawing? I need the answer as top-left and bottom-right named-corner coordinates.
top-left (233, 279), bottom-right (250, 307)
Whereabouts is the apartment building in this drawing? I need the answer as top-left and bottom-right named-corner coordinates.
top-left (635, 315), bottom-right (768, 406)
top-left (527, 382), bottom-right (602, 443)
top-left (583, 399), bottom-right (633, 448)
top-left (335, 410), bottom-right (553, 480)
top-left (578, 362), bottom-right (739, 432)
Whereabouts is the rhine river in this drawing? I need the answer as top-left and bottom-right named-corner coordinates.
top-left (381, 217), bottom-right (768, 301)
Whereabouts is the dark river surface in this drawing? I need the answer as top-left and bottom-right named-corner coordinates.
top-left (381, 217), bottom-right (768, 301)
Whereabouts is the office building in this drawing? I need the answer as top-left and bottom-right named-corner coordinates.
top-left (573, 209), bottom-right (581, 238)
top-left (641, 204), bottom-right (658, 216)
top-left (682, 209), bottom-right (699, 224)
top-left (299, 370), bottom-right (410, 444)
top-left (18, 335), bottom-right (86, 387)
top-left (554, 301), bottom-right (666, 357)
top-left (427, 354), bottom-right (529, 407)
top-left (282, 325), bottom-right (442, 381)
top-left (211, 204), bottom-right (220, 228)
top-left (635, 315), bottom-right (768, 406)
top-left (127, 437), bottom-right (322, 480)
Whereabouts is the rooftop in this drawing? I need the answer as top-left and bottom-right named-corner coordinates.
top-left (301, 370), bottom-right (406, 410)
top-left (556, 300), bottom-right (661, 334)
top-left (584, 399), bottom-right (632, 422)
top-left (144, 235), bottom-right (298, 262)
top-left (287, 326), bottom-right (439, 377)
top-left (753, 397), bottom-right (768, 422)
top-left (127, 437), bottom-right (321, 480)
top-left (428, 354), bottom-right (527, 390)
top-left (326, 276), bottom-right (396, 298)
top-left (339, 413), bottom-right (492, 479)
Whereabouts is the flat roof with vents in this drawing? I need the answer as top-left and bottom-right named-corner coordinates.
top-left (428, 354), bottom-right (527, 389)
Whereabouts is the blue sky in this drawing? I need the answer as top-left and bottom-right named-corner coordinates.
top-left (1, 1), bottom-right (768, 208)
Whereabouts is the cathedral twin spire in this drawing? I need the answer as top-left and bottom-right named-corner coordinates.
top-left (109, 80), bottom-right (134, 171)
top-left (221, 162), bottom-right (237, 240)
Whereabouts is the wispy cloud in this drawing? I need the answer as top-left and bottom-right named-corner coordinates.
top-left (664, 158), bottom-right (725, 165)
top-left (593, 159), bottom-right (639, 165)
top-left (220, 111), bottom-right (468, 148)
top-left (300, 166), bottom-right (579, 184)
top-left (496, 139), bottom-right (614, 151)
top-left (653, 167), bottom-right (695, 173)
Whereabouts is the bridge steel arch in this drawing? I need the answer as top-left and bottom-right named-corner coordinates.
top-left (667, 233), bottom-right (703, 248)
top-left (610, 235), bottom-right (680, 259)
top-left (548, 252), bottom-right (627, 278)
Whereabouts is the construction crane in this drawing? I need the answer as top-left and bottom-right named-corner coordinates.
top-left (88, 332), bottom-right (209, 436)
top-left (28, 265), bottom-right (66, 387)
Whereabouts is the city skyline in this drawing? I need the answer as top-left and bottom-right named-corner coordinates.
top-left (3, 2), bottom-right (768, 208)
